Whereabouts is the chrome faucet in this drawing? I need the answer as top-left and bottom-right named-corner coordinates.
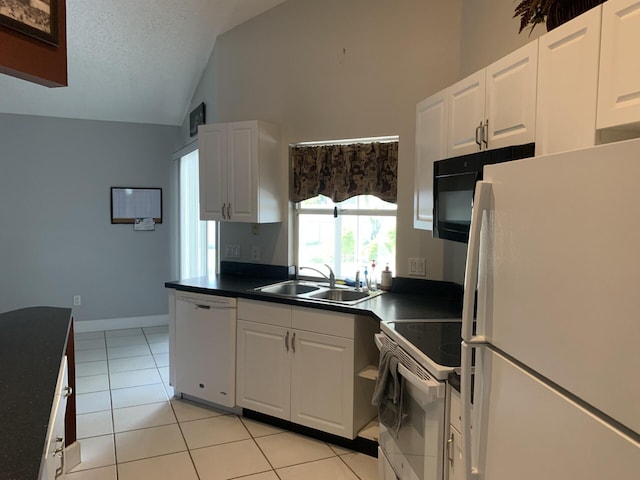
top-left (355, 270), bottom-right (361, 291)
top-left (299, 264), bottom-right (336, 288)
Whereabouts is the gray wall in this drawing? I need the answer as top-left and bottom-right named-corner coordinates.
top-left (0, 113), bottom-right (180, 321)
top-left (180, 0), bottom-right (463, 280)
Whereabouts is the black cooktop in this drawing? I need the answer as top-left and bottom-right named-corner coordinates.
top-left (387, 320), bottom-right (463, 367)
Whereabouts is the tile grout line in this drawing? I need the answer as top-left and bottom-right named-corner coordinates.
top-left (142, 327), bottom-right (204, 480)
top-left (104, 330), bottom-right (120, 480)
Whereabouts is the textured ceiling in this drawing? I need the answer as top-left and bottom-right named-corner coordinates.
top-left (0, 0), bottom-right (285, 125)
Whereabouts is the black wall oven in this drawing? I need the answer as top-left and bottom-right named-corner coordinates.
top-left (433, 143), bottom-right (535, 243)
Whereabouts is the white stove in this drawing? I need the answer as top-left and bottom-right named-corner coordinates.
top-left (376, 318), bottom-right (462, 480)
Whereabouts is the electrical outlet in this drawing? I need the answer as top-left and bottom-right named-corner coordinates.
top-left (251, 246), bottom-right (261, 261)
top-left (408, 258), bottom-right (426, 277)
top-left (73, 295), bottom-right (81, 306)
top-left (225, 244), bottom-right (241, 258)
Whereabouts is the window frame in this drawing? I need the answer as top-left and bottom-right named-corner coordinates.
top-left (293, 196), bottom-right (397, 281)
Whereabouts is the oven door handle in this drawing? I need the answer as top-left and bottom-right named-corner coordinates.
top-left (397, 364), bottom-right (445, 402)
top-left (374, 333), bottom-right (385, 351)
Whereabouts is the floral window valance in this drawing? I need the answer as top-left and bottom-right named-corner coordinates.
top-left (290, 141), bottom-right (398, 204)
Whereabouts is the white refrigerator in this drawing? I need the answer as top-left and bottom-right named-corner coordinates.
top-left (459, 138), bottom-right (640, 480)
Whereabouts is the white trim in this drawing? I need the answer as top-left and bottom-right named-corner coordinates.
top-left (291, 135), bottom-right (398, 147)
top-left (172, 138), bottom-right (199, 160)
top-left (73, 314), bottom-right (168, 333)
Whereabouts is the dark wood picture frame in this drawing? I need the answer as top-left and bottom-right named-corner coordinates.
top-left (189, 102), bottom-right (206, 137)
top-left (0, 0), bottom-right (59, 45)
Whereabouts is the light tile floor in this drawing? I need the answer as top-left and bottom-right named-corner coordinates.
top-left (69, 326), bottom-right (377, 480)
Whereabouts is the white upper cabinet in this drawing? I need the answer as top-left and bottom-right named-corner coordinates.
top-left (597, 0), bottom-right (640, 130)
top-left (447, 41), bottom-right (538, 157)
top-left (484, 40), bottom-right (538, 150)
top-left (536, 5), bottom-right (603, 155)
top-left (414, 89), bottom-right (449, 231)
top-left (199, 120), bottom-right (281, 223)
top-left (448, 70), bottom-right (486, 157)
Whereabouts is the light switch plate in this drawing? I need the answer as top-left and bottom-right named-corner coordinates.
top-left (408, 258), bottom-right (426, 277)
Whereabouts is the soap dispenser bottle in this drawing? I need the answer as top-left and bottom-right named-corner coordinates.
top-left (381, 263), bottom-right (392, 291)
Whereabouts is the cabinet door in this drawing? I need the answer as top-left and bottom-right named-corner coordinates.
top-left (42, 357), bottom-right (68, 480)
top-left (448, 70), bottom-right (486, 157)
top-left (236, 320), bottom-right (291, 419)
top-left (199, 123), bottom-right (227, 221)
top-left (290, 329), bottom-right (354, 438)
top-left (414, 90), bottom-right (448, 230)
top-left (536, 6), bottom-right (602, 155)
top-left (227, 121), bottom-right (257, 222)
top-left (485, 40), bottom-right (538, 149)
top-left (447, 425), bottom-right (464, 480)
top-left (597, 0), bottom-right (640, 129)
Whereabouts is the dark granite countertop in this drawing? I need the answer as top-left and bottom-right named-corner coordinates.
top-left (0, 307), bottom-right (72, 480)
top-left (165, 271), bottom-right (463, 323)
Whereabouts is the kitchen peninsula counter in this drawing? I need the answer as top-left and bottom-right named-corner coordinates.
top-left (165, 273), bottom-right (463, 322)
top-left (0, 307), bottom-right (74, 480)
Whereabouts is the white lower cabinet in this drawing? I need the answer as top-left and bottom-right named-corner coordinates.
top-left (236, 319), bottom-right (291, 418)
top-left (236, 299), bottom-right (377, 439)
top-left (446, 387), bottom-right (466, 480)
top-left (289, 328), bottom-right (354, 436)
top-left (41, 356), bottom-right (69, 480)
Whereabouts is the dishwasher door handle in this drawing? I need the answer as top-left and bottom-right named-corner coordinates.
top-left (195, 304), bottom-right (211, 310)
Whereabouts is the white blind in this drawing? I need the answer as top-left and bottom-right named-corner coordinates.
top-left (179, 150), bottom-right (207, 279)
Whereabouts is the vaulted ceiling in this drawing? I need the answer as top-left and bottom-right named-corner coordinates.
top-left (0, 0), bottom-right (286, 125)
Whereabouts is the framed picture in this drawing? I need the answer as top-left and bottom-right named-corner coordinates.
top-left (0, 0), bottom-right (59, 45)
top-left (189, 102), bottom-right (206, 137)
top-left (111, 187), bottom-right (163, 224)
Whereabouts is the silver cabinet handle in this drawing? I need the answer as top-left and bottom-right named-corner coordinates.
top-left (222, 203), bottom-right (227, 220)
top-left (483, 119), bottom-right (489, 148)
top-left (227, 203), bottom-right (232, 220)
top-left (292, 332), bottom-right (296, 353)
top-left (475, 121), bottom-right (483, 149)
top-left (285, 331), bottom-right (289, 352)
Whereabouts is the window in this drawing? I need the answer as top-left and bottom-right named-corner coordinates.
top-left (179, 149), bottom-right (216, 278)
top-left (292, 136), bottom-right (398, 282)
top-left (296, 194), bottom-right (396, 282)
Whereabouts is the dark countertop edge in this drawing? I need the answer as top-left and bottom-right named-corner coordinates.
top-left (0, 307), bottom-right (73, 480)
top-left (165, 274), bottom-right (463, 323)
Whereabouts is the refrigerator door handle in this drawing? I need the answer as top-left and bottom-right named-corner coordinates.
top-left (462, 181), bottom-right (492, 341)
top-left (461, 341), bottom-right (480, 480)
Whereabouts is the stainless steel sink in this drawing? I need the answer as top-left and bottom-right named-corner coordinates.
top-left (253, 280), bottom-right (382, 305)
top-left (307, 289), bottom-right (371, 302)
top-left (257, 282), bottom-right (320, 296)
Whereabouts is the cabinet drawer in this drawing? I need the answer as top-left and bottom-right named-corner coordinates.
top-left (291, 306), bottom-right (354, 338)
top-left (238, 299), bottom-right (291, 328)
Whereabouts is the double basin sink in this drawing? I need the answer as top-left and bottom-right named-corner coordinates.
top-left (253, 280), bottom-right (383, 305)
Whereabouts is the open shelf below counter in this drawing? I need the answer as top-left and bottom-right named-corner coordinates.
top-left (357, 365), bottom-right (378, 381)
top-left (358, 418), bottom-right (379, 442)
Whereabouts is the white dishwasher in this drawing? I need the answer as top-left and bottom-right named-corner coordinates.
top-left (174, 292), bottom-right (237, 408)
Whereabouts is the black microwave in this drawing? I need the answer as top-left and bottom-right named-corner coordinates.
top-left (433, 143), bottom-right (535, 243)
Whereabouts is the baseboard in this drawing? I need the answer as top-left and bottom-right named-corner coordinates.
top-left (73, 314), bottom-right (168, 333)
top-left (65, 441), bottom-right (81, 472)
